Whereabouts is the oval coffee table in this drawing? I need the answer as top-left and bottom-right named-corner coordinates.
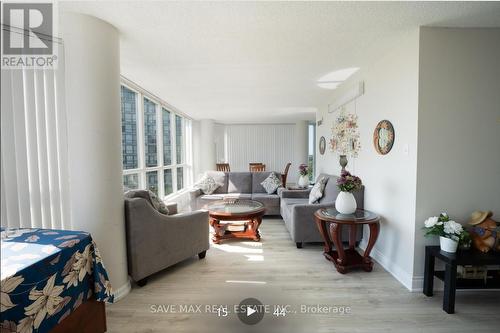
top-left (207, 199), bottom-right (266, 244)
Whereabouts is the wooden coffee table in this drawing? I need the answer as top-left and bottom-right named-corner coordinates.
top-left (207, 200), bottom-right (266, 244)
top-left (314, 208), bottom-right (380, 274)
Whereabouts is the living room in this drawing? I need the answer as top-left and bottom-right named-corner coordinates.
top-left (1, 1), bottom-right (499, 333)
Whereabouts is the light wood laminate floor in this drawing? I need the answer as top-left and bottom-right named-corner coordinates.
top-left (106, 218), bottom-right (499, 333)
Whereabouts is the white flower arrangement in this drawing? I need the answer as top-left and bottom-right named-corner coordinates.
top-left (423, 212), bottom-right (469, 244)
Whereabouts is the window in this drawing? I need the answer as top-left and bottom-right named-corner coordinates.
top-left (144, 98), bottom-right (157, 167)
top-left (308, 123), bottom-right (316, 182)
top-left (120, 83), bottom-right (191, 198)
top-left (121, 86), bottom-right (138, 170)
top-left (163, 108), bottom-right (172, 165)
top-left (175, 115), bottom-right (183, 164)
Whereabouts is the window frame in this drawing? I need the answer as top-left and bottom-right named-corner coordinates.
top-left (120, 80), bottom-right (192, 199)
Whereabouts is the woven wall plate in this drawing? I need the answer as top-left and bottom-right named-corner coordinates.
top-left (319, 136), bottom-right (326, 155)
top-left (373, 120), bottom-right (394, 155)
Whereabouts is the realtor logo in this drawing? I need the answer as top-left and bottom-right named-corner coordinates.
top-left (1, 1), bottom-right (57, 68)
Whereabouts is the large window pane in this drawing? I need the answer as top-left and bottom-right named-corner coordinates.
top-left (176, 167), bottom-right (184, 190)
top-left (164, 169), bottom-right (173, 195)
top-left (146, 171), bottom-right (158, 195)
top-left (175, 115), bottom-right (183, 164)
top-left (123, 174), bottom-right (139, 190)
top-left (163, 108), bottom-right (172, 165)
top-left (121, 86), bottom-right (138, 170)
top-left (144, 98), bottom-right (157, 167)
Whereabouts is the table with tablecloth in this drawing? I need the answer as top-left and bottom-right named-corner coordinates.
top-left (0, 227), bottom-right (114, 333)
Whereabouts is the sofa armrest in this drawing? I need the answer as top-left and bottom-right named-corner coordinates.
top-left (291, 202), bottom-right (335, 219)
top-left (279, 188), bottom-right (311, 199)
top-left (189, 188), bottom-right (202, 200)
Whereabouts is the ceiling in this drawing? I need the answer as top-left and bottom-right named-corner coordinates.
top-left (60, 1), bottom-right (500, 123)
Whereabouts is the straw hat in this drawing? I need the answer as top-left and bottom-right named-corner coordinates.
top-left (469, 211), bottom-right (493, 225)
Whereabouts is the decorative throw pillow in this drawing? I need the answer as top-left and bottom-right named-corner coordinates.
top-left (148, 191), bottom-right (170, 215)
top-left (309, 177), bottom-right (328, 204)
top-left (194, 174), bottom-right (220, 195)
top-left (124, 190), bottom-right (169, 215)
top-left (260, 172), bottom-right (282, 194)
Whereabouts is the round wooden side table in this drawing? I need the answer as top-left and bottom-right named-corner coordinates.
top-left (314, 208), bottom-right (380, 274)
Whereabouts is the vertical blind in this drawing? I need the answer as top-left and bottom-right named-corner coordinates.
top-left (0, 42), bottom-right (71, 229)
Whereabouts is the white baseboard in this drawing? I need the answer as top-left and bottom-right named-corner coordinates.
top-left (113, 278), bottom-right (131, 301)
top-left (359, 240), bottom-right (414, 291)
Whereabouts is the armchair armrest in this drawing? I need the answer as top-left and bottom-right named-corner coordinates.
top-left (278, 188), bottom-right (311, 199)
top-left (165, 202), bottom-right (178, 215)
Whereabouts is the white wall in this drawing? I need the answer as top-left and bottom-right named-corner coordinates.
top-left (413, 28), bottom-right (500, 285)
top-left (61, 13), bottom-right (130, 299)
top-left (316, 30), bottom-right (420, 290)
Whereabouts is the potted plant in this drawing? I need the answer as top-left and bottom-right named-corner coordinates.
top-left (297, 164), bottom-right (309, 188)
top-left (423, 213), bottom-right (469, 253)
top-left (335, 170), bottom-right (362, 214)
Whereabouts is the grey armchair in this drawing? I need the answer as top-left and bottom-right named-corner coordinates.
top-left (124, 194), bottom-right (209, 286)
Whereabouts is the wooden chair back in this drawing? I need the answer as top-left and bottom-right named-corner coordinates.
top-left (216, 163), bottom-right (231, 172)
top-left (249, 164), bottom-right (266, 172)
top-left (281, 162), bottom-right (291, 186)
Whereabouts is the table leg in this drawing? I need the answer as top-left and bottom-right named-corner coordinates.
top-left (443, 263), bottom-right (457, 314)
top-left (361, 222), bottom-right (379, 272)
top-left (423, 248), bottom-right (435, 297)
top-left (209, 218), bottom-right (224, 244)
top-left (252, 217), bottom-right (262, 241)
top-left (349, 224), bottom-right (357, 250)
top-left (330, 223), bottom-right (345, 266)
top-left (315, 217), bottom-right (332, 253)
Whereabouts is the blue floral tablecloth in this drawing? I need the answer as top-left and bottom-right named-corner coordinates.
top-left (0, 228), bottom-right (114, 333)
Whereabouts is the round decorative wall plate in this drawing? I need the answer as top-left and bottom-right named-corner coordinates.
top-left (373, 120), bottom-right (395, 155)
top-left (319, 136), bottom-right (326, 155)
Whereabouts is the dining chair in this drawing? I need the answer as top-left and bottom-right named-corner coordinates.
top-left (249, 164), bottom-right (266, 172)
top-left (281, 162), bottom-right (291, 186)
top-left (249, 163), bottom-right (264, 171)
top-left (216, 163), bottom-right (231, 172)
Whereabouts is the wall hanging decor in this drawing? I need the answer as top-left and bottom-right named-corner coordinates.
top-left (329, 106), bottom-right (361, 169)
top-left (373, 120), bottom-right (395, 155)
top-left (319, 136), bottom-right (326, 155)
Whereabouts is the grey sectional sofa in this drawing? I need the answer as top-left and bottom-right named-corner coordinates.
top-left (189, 171), bottom-right (283, 215)
top-left (279, 173), bottom-right (364, 248)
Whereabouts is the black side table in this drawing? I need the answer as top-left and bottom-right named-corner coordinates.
top-left (423, 246), bottom-right (500, 314)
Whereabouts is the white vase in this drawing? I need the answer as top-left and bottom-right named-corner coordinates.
top-left (297, 175), bottom-right (309, 188)
top-left (439, 236), bottom-right (458, 253)
top-left (335, 191), bottom-right (357, 214)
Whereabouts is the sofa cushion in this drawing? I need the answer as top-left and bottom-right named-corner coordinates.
top-left (318, 174), bottom-right (339, 204)
top-left (124, 190), bottom-right (169, 215)
top-left (251, 172), bottom-right (272, 193)
top-left (252, 193), bottom-right (280, 207)
top-left (260, 172), bottom-right (282, 194)
top-left (204, 171), bottom-right (228, 194)
top-left (223, 193), bottom-right (252, 200)
top-left (309, 176), bottom-right (328, 204)
top-left (282, 198), bottom-right (309, 206)
top-left (194, 174), bottom-right (220, 195)
top-left (227, 172), bottom-right (252, 193)
top-left (199, 194), bottom-right (224, 200)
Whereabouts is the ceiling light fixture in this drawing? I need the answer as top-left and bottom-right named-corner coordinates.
top-left (316, 67), bottom-right (360, 90)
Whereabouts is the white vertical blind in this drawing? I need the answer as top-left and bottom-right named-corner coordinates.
top-left (0, 43), bottom-right (71, 229)
top-left (224, 124), bottom-right (296, 179)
